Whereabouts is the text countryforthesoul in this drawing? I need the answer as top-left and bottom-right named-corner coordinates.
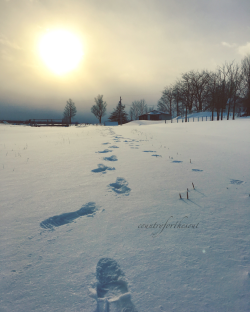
top-left (138, 216), bottom-right (199, 237)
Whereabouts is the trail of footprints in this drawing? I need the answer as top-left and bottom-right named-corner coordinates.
top-left (93, 132), bottom-right (131, 196)
top-left (40, 202), bottom-right (97, 230)
top-left (92, 164), bottom-right (115, 174)
top-left (96, 149), bottom-right (113, 153)
top-left (94, 258), bottom-right (137, 312)
top-left (40, 129), bottom-right (206, 232)
top-left (40, 131), bottom-right (132, 231)
top-left (39, 127), bottom-right (212, 311)
top-left (109, 178), bottom-right (131, 195)
top-left (95, 130), bottom-right (205, 200)
top-left (230, 179), bottom-right (244, 185)
top-left (38, 127), bottom-right (242, 311)
top-left (103, 155), bottom-right (118, 162)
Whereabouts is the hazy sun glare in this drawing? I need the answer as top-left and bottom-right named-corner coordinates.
top-left (39, 30), bottom-right (83, 75)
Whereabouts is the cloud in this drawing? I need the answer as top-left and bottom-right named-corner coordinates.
top-left (0, 35), bottom-right (21, 50)
top-left (221, 41), bottom-right (236, 48)
top-left (238, 42), bottom-right (250, 56)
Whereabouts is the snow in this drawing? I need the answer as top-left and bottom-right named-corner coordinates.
top-left (0, 117), bottom-right (250, 311)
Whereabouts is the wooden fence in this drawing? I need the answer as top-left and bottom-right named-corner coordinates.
top-left (26, 119), bottom-right (69, 127)
top-left (167, 114), bottom-right (236, 124)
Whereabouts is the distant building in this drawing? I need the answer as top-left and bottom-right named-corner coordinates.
top-left (139, 110), bottom-right (171, 121)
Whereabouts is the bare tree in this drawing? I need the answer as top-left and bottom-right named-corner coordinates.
top-left (130, 102), bottom-right (139, 120)
top-left (241, 54), bottom-right (250, 116)
top-left (212, 64), bottom-right (230, 120)
top-left (213, 61), bottom-right (243, 120)
top-left (157, 86), bottom-right (174, 117)
top-left (179, 73), bottom-right (196, 121)
top-left (188, 70), bottom-right (210, 112)
top-left (146, 105), bottom-right (155, 113)
top-left (91, 95), bottom-right (107, 124)
top-left (63, 99), bottom-right (77, 124)
top-left (225, 61), bottom-right (243, 119)
top-left (158, 55), bottom-right (250, 120)
top-left (129, 99), bottom-right (147, 120)
top-left (157, 96), bottom-right (168, 112)
top-left (172, 82), bottom-right (182, 117)
top-left (137, 99), bottom-right (147, 116)
top-left (129, 107), bottom-right (134, 121)
top-left (206, 72), bottom-right (218, 121)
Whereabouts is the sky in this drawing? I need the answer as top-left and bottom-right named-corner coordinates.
top-left (0, 0), bottom-right (250, 123)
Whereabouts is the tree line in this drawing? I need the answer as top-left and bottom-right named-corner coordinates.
top-left (91, 95), bottom-right (128, 125)
top-left (157, 54), bottom-right (250, 121)
top-left (62, 95), bottom-right (129, 125)
top-left (90, 97), bottom-right (156, 124)
top-left (62, 54), bottom-right (250, 124)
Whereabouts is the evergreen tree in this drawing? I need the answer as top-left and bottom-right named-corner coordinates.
top-left (109, 98), bottom-right (128, 125)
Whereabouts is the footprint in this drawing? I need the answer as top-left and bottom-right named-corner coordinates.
top-left (192, 169), bottom-right (203, 172)
top-left (102, 142), bottom-right (110, 145)
top-left (152, 154), bottom-right (162, 157)
top-left (143, 150), bottom-right (156, 153)
top-left (96, 149), bottom-right (112, 153)
top-left (109, 145), bottom-right (119, 148)
top-left (96, 258), bottom-right (137, 312)
top-left (92, 164), bottom-right (115, 173)
top-left (40, 202), bottom-right (96, 230)
top-left (103, 155), bottom-right (118, 162)
top-left (109, 178), bottom-right (131, 195)
top-left (172, 160), bottom-right (183, 163)
top-left (230, 179), bottom-right (244, 184)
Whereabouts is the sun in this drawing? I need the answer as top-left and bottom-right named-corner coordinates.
top-left (39, 30), bottom-right (83, 75)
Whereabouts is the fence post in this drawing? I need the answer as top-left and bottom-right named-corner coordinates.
top-left (177, 118), bottom-right (178, 123)
top-left (206, 116), bottom-right (207, 121)
top-left (193, 117), bottom-right (194, 122)
top-left (198, 117), bottom-right (199, 122)
top-left (188, 117), bottom-right (189, 122)
top-left (202, 116), bottom-right (203, 121)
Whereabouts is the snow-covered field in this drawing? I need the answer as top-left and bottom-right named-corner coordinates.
top-left (1, 117), bottom-right (250, 312)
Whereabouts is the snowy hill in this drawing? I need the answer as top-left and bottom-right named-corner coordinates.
top-left (0, 118), bottom-right (250, 311)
